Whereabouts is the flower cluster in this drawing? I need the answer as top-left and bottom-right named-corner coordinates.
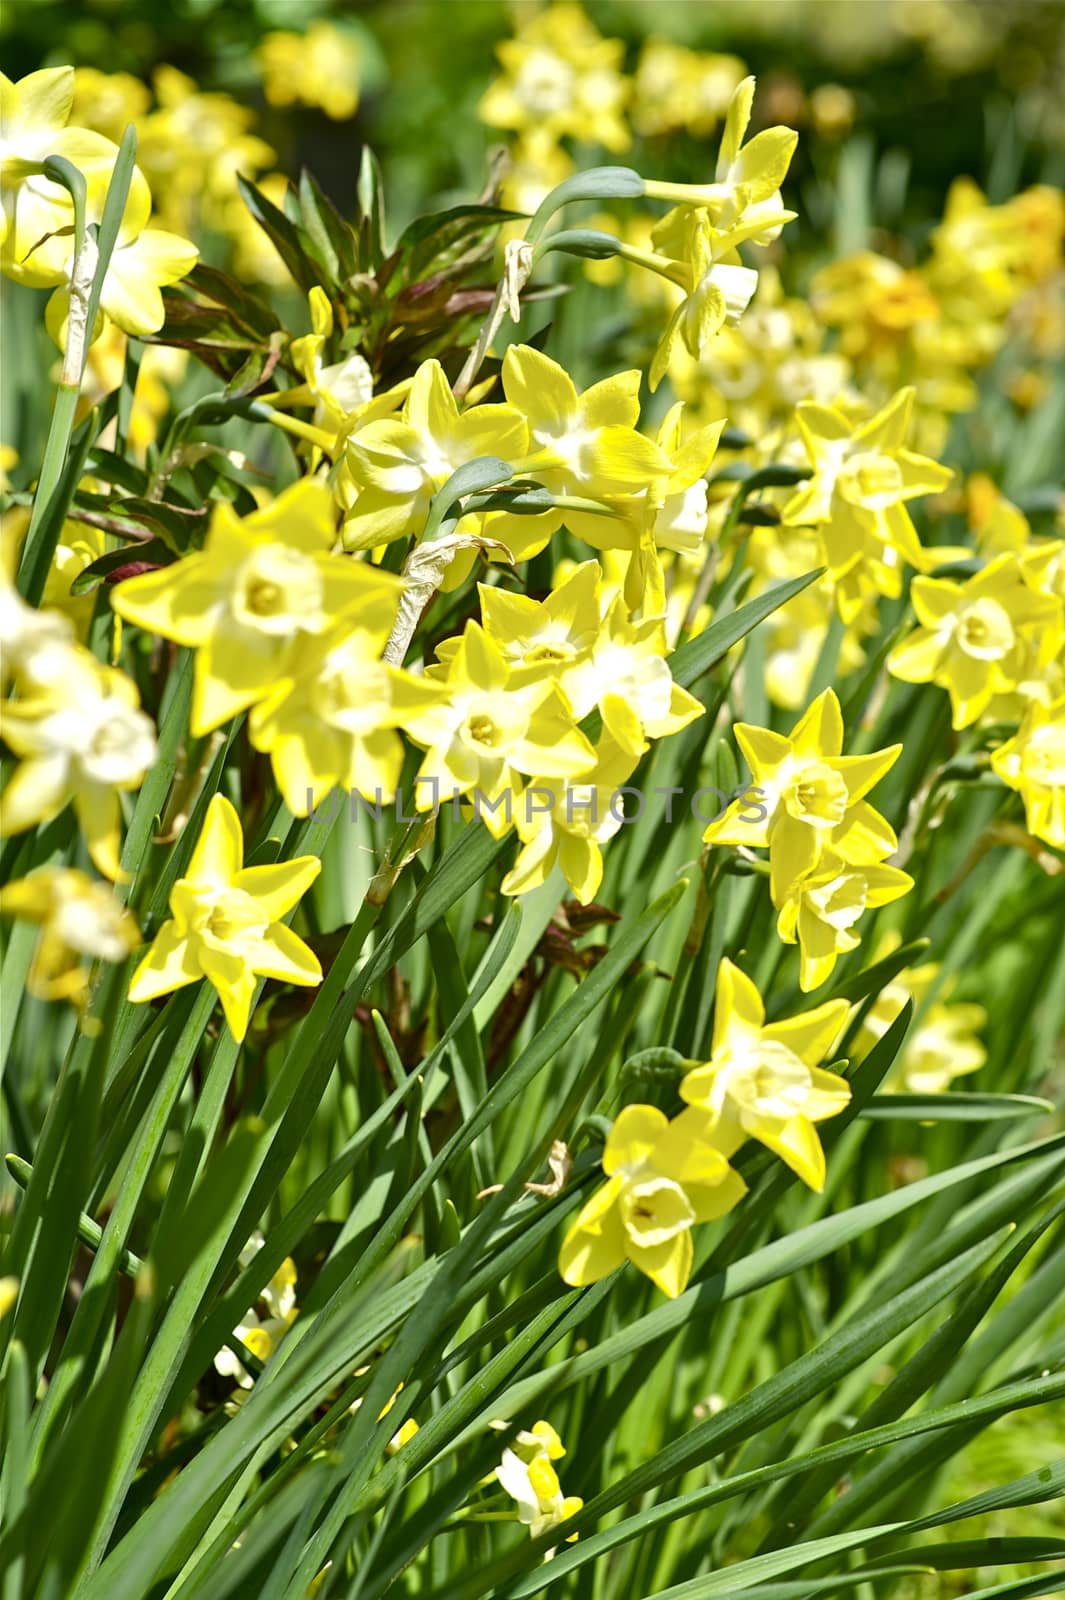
top-left (560, 960), bottom-right (850, 1297)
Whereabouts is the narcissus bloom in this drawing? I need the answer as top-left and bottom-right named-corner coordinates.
top-left (46, 221), bottom-right (198, 342)
top-left (278, 288), bottom-right (374, 436)
top-left (495, 1420), bottom-right (583, 1541)
top-left (342, 358), bottom-right (527, 549)
top-left (990, 696), bottom-right (1065, 848)
top-left (852, 943), bottom-right (986, 1095)
top-left (479, 0), bottom-right (630, 152)
top-left (887, 555), bottom-right (1062, 729)
top-left (703, 688), bottom-right (901, 904)
top-left (643, 209), bottom-right (782, 391)
top-left (0, 650), bottom-right (157, 880)
top-left (501, 344), bottom-right (669, 512)
top-left (559, 1104), bottom-right (746, 1297)
top-left (645, 74), bottom-right (798, 243)
top-left (257, 22), bottom-right (361, 121)
top-left (500, 738), bottom-right (635, 905)
top-left (473, 567), bottom-right (701, 758)
top-left (249, 621), bottom-right (448, 816)
top-left (213, 1232), bottom-right (298, 1388)
top-left (404, 622), bottom-right (595, 836)
top-left (680, 959), bottom-right (850, 1192)
top-left (776, 851), bottom-right (914, 992)
top-left (0, 66), bottom-right (149, 265)
top-left (128, 794), bottom-right (322, 1041)
top-left (0, 866), bottom-right (138, 1005)
top-left (112, 479), bottom-right (402, 735)
top-left (782, 388), bottom-right (954, 622)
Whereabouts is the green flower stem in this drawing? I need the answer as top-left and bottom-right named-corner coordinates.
top-left (17, 129), bottom-right (138, 606)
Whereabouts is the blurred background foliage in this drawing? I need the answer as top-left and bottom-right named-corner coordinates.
top-left (3, 0), bottom-right (1064, 237)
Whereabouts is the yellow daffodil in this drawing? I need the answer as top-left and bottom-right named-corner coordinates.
top-left (704, 688), bottom-right (902, 904)
top-left (70, 67), bottom-right (151, 142)
top-left (887, 554), bottom-right (1062, 729)
top-left (775, 851), bottom-right (914, 992)
top-left (128, 793), bottom-right (321, 1040)
top-left (991, 696), bottom-right (1065, 849)
top-left (45, 220), bottom-right (198, 342)
top-left (41, 519), bottom-right (106, 639)
top-left (635, 404), bottom-right (724, 559)
top-left (559, 1103), bottom-right (746, 1298)
top-left (1, 68), bottom-right (196, 337)
top-left (810, 252), bottom-right (940, 363)
top-left (680, 959), bottom-right (850, 1191)
top-left (341, 358), bottom-right (528, 550)
top-left (500, 345), bottom-right (670, 537)
top-left (495, 1420), bottom-right (583, 1541)
top-left (501, 737), bottom-right (636, 905)
top-left (1, 66), bottom-right (149, 266)
top-left (782, 388), bottom-right (954, 623)
top-left (278, 288), bottom-right (373, 437)
top-left (0, 866), bottom-right (138, 1005)
top-left (853, 942), bottom-right (986, 1094)
top-left (479, 1), bottom-right (630, 153)
top-left (633, 43), bottom-right (746, 139)
top-left (1, 649), bottom-right (156, 879)
top-left (474, 559), bottom-right (603, 679)
top-left (257, 22), bottom-right (361, 121)
top-left (111, 479), bottom-right (402, 736)
top-left (214, 1232), bottom-right (298, 1388)
top-left (570, 595), bottom-right (705, 756)
top-left (402, 622), bottom-right (595, 836)
top-left (642, 209), bottom-right (783, 391)
top-left (1, 522), bottom-right (75, 689)
top-left (645, 75), bottom-right (798, 243)
top-left (249, 621), bottom-right (448, 816)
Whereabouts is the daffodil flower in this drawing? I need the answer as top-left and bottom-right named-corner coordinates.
top-left (639, 208), bottom-right (789, 392)
top-left (278, 288), bottom-right (374, 436)
top-left (112, 479), bottom-right (402, 735)
top-left (680, 959), bottom-right (850, 1191)
top-left (1, 648), bottom-right (157, 880)
top-left (478, 1), bottom-right (630, 153)
top-left (213, 1232), bottom-right (298, 1388)
top-left (501, 737), bottom-right (636, 904)
top-left (775, 851), bottom-right (914, 992)
top-left (257, 22), bottom-right (362, 121)
top-left (0, 866), bottom-right (138, 1005)
top-left (128, 793), bottom-right (322, 1040)
top-left (341, 358), bottom-right (527, 550)
top-left (495, 1419), bottom-right (583, 1541)
top-left (45, 222), bottom-right (198, 342)
top-left (887, 554), bottom-right (1063, 729)
top-left (644, 74), bottom-right (798, 243)
top-left (1, 66), bottom-right (151, 270)
top-left (852, 944), bottom-right (987, 1095)
top-left (1, 522), bottom-right (75, 689)
top-left (403, 622), bottom-right (596, 836)
top-left (991, 696), bottom-right (1065, 848)
top-left (781, 388), bottom-right (954, 622)
top-left (559, 1104), bottom-right (746, 1298)
top-left (703, 688), bottom-right (901, 904)
top-left (249, 621), bottom-right (449, 816)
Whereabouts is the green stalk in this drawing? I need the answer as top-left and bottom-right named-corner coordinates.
top-left (18, 128), bottom-right (138, 605)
